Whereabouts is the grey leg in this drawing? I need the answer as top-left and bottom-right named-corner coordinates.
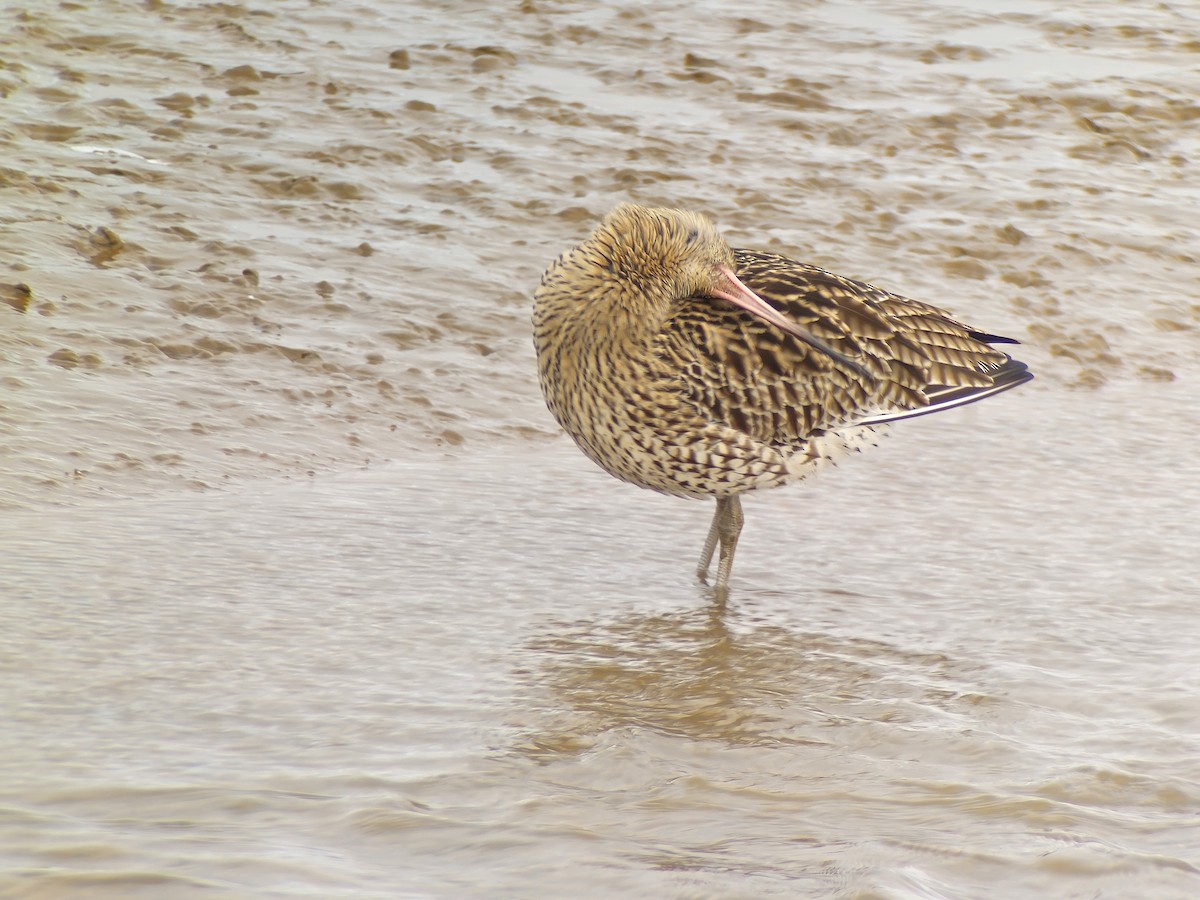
top-left (713, 495), bottom-right (744, 594)
top-left (696, 499), bottom-right (722, 581)
top-left (697, 496), bottom-right (744, 597)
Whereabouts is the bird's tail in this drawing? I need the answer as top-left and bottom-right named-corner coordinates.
top-left (857, 338), bottom-right (1032, 426)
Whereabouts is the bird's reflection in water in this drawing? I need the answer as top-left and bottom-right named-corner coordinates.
top-left (515, 594), bottom-right (983, 762)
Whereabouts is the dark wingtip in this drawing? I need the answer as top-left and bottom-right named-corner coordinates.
top-left (970, 330), bottom-right (1022, 346)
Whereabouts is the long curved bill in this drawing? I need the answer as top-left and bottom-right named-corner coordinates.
top-left (711, 265), bottom-right (873, 379)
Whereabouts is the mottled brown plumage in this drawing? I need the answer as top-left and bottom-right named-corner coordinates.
top-left (533, 203), bottom-right (1031, 595)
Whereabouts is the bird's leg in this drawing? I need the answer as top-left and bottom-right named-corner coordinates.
top-left (713, 494), bottom-right (744, 594)
top-left (696, 499), bottom-right (723, 582)
top-left (697, 496), bottom-right (745, 594)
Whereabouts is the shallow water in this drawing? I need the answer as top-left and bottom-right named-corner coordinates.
top-left (3, 0), bottom-right (1199, 897)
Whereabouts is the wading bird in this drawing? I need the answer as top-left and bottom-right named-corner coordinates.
top-left (533, 203), bottom-right (1031, 597)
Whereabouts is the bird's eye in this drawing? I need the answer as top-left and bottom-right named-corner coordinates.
top-left (686, 227), bottom-right (700, 244)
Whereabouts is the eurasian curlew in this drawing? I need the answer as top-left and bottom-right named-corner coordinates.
top-left (533, 203), bottom-right (1031, 597)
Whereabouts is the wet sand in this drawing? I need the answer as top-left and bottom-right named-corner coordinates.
top-left (3, 0), bottom-right (1199, 896)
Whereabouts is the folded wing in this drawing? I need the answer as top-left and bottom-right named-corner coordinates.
top-left (656, 248), bottom-right (1031, 444)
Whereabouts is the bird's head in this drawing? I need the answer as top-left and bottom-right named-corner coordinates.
top-left (583, 203), bottom-right (735, 308)
top-left (574, 204), bottom-right (867, 374)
